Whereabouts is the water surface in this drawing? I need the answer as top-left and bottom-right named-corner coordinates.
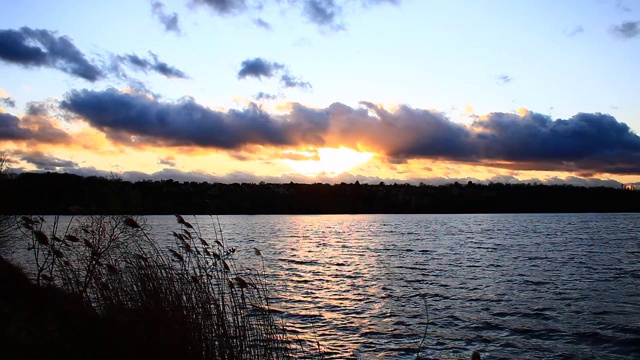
top-left (142, 213), bottom-right (640, 359)
top-left (10, 213), bottom-right (639, 359)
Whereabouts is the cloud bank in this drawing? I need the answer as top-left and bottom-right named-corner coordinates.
top-left (58, 88), bottom-right (640, 175)
top-left (6, 162), bottom-right (626, 188)
top-left (60, 88), bottom-right (327, 148)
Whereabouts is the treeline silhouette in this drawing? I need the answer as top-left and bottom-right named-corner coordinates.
top-left (1, 172), bottom-right (639, 215)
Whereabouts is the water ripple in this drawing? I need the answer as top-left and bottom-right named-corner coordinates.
top-left (140, 213), bottom-right (640, 359)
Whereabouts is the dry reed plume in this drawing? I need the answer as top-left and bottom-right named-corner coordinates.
top-left (4, 213), bottom-right (310, 360)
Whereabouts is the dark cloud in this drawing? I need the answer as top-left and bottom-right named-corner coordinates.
top-left (191, 0), bottom-right (400, 30)
top-left (59, 88), bottom-right (640, 175)
top-left (253, 18), bottom-right (272, 30)
top-left (319, 105), bottom-right (640, 175)
top-left (471, 111), bottom-right (640, 174)
top-left (16, 150), bottom-right (78, 171)
top-left (60, 88), bottom-right (328, 149)
top-left (0, 113), bottom-right (28, 140)
top-left (473, 112), bottom-right (639, 160)
top-left (0, 97), bottom-right (15, 108)
top-left (0, 109), bottom-right (70, 143)
top-left (0, 27), bottom-right (103, 81)
top-left (120, 52), bottom-right (188, 79)
top-left (191, 0), bottom-right (247, 15)
top-left (612, 20), bottom-right (640, 38)
top-left (238, 57), bottom-right (311, 89)
top-left (280, 74), bottom-right (312, 89)
top-left (152, 2), bottom-right (182, 34)
top-left (329, 102), bottom-right (476, 159)
top-left (303, 0), bottom-right (341, 27)
top-left (237, 57), bottom-right (284, 79)
top-left (254, 92), bottom-right (278, 100)
top-left (0, 26), bottom-right (186, 82)
top-left (26, 102), bottom-right (50, 116)
top-left (364, 0), bottom-right (400, 5)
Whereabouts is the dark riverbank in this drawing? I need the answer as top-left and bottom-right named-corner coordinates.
top-left (1, 172), bottom-right (639, 215)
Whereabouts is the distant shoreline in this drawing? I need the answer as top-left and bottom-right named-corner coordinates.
top-left (1, 172), bottom-right (639, 215)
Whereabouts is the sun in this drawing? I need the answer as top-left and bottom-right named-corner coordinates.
top-left (282, 147), bottom-right (374, 177)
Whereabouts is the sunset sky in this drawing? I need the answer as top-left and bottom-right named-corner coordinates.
top-left (1, 0), bottom-right (640, 186)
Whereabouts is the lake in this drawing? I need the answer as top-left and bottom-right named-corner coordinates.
top-left (7, 213), bottom-right (639, 359)
top-left (137, 213), bottom-right (640, 360)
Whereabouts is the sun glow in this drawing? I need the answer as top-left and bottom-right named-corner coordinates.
top-left (282, 147), bottom-right (374, 177)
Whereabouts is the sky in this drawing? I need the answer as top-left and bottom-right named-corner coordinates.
top-left (1, 0), bottom-right (640, 187)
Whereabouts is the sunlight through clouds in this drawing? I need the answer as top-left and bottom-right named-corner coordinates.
top-left (282, 147), bottom-right (374, 177)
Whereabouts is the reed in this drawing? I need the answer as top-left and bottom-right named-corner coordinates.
top-left (0, 215), bottom-right (16, 253)
top-left (6, 213), bottom-right (309, 360)
top-left (0, 152), bottom-right (17, 253)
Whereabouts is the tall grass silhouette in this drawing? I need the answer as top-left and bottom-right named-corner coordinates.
top-left (8, 212), bottom-right (306, 360)
top-left (0, 151), bottom-right (17, 252)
